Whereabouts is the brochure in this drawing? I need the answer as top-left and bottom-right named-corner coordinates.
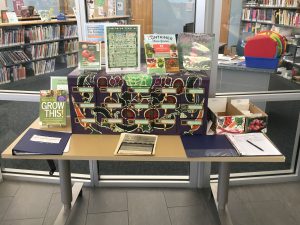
top-left (39, 90), bottom-right (67, 127)
top-left (178, 33), bottom-right (214, 71)
top-left (114, 133), bottom-right (157, 156)
top-left (144, 34), bottom-right (180, 74)
top-left (105, 25), bottom-right (141, 73)
top-left (79, 41), bottom-right (101, 70)
top-left (50, 76), bottom-right (70, 116)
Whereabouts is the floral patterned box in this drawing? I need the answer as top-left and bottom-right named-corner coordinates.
top-left (231, 99), bottom-right (268, 133)
top-left (208, 98), bottom-right (246, 134)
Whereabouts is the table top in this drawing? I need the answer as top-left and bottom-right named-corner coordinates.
top-left (1, 119), bottom-right (285, 163)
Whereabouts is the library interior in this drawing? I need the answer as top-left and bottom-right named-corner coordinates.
top-left (0, 1), bottom-right (300, 225)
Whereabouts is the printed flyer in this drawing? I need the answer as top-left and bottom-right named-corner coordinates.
top-left (79, 41), bottom-right (101, 70)
top-left (39, 90), bottom-right (67, 126)
top-left (178, 33), bottom-right (214, 71)
top-left (144, 34), bottom-right (180, 74)
top-left (105, 25), bottom-right (141, 73)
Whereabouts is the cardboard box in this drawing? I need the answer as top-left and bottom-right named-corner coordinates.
top-left (231, 99), bottom-right (268, 133)
top-left (208, 98), bottom-right (268, 134)
top-left (208, 98), bottom-right (246, 134)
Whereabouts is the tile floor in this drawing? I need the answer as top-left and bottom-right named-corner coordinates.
top-left (0, 180), bottom-right (300, 225)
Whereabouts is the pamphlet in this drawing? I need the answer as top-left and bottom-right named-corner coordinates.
top-left (105, 25), bottom-right (141, 73)
top-left (144, 34), bottom-right (180, 74)
top-left (114, 133), bottom-right (157, 156)
top-left (50, 76), bottom-right (70, 116)
top-left (39, 90), bottom-right (67, 127)
top-left (226, 133), bottom-right (282, 156)
top-left (79, 41), bottom-right (101, 70)
top-left (178, 33), bottom-right (214, 71)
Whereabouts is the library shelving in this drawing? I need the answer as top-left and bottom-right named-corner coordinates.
top-left (242, 0), bottom-right (300, 33)
top-left (0, 19), bottom-right (79, 84)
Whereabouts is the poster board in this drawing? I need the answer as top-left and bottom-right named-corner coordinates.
top-left (105, 25), bottom-right (141, 73)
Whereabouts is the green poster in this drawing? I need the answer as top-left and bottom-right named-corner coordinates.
top-left (105, 25), bottom-right (141, 73)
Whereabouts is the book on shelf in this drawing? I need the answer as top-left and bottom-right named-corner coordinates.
top-left (144, 34), bottom-right (180, 74)
top-left (63, 39), bottom-right (78, 53)
top-left (0, 50), bottom-right (30, 66)
top-left (78, 41), bottom-right (101, 70)
top-left (65, 54), bottom-right (78, 68)
top-left (25, 25), bottom-right (60, 43)
top-left (32, 59), bottom-right (55, 75)
top-left (0, 28), bottom-right (25, 47)
top-left (62, 24), bottom-right (78, 38)
top-left (0, 65), bottom-right (26, 84)
top-left (12, 128), bottom-right (71, 155)
top-left (116, 0), bottom-right (126, 16)
top-left (114, 133), bottom-right (157, 156)
top-left (226, 133), bottom-right (282, 156)
top-left (28, 42), bottom-right (59, 60)
top-left (39, 90), bottom-right (67, 127)
top-left (12, 0), bottom-right (24, 16)
top-left (6, 12), bottom-right (18, 23)
top-left (1, 10), bottom-right (8, 23)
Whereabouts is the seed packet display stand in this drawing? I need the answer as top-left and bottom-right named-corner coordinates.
top-left (2, 119), bottom-right (285, 225)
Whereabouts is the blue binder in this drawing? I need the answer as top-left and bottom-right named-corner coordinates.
top-left (181, 135), bottom-right (238, 157)
top-left (12, 128), bottom-right (71, 155)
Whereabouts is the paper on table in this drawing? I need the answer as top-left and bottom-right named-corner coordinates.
top-left (226, 133), bottom-right (282, 156)
top-left (114, 133), bottom-right (157, 156)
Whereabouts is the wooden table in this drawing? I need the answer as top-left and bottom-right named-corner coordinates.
top-left (2, 119), bottom-right (285, 225)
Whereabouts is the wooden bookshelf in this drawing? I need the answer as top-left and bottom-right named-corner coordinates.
top-left (0, 19), bottom-right (77, 28)
top-left (241, 19), bottom-right (300, 28)
top-left (244, 6), bottom-right (299, 9)
top-left (241, 0), bottom-right (300, 34)
top-left (0, 20), bottom-right (79, 82)
top-left (89, 15), bottom-right (130, 22)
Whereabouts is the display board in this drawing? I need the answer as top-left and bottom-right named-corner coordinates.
top-left (105, 25), bottom-right (141, 73)
top-left (68, 70), bottom-right (210, 135)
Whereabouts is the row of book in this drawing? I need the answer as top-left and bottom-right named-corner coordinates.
top-left (62, 25), bottom-right (78, 39)
top-left (246, 0), bottom-right (299, 7)
top-left (28, 42), bottom-right (59, 60)
top-left (0, 50), bottom-right (30, 66)
top-left (0, 65), bottom-right (26, 84)
top-left (64, 40), bottom-right (79, 53)
top-left (242, 22), bottom-right (271, 33)
top-left (242, 8), bottom-right (300, 27)
top-left (32, 59), bottom-right (56, 76)
top-left (0, 28), bottom-right (25, 47)
top-left (25, 25), bottom-right (60, 43)
top-left (66, 54), bottom-right (78, 68)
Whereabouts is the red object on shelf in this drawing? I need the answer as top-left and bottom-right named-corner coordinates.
top-left (244, 35), bottom-right (278, 58)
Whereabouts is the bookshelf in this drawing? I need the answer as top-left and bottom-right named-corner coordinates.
top-left (0, 19), bottom-right (79, 85)
top-left (241, 0), bottom-right (300, 33)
